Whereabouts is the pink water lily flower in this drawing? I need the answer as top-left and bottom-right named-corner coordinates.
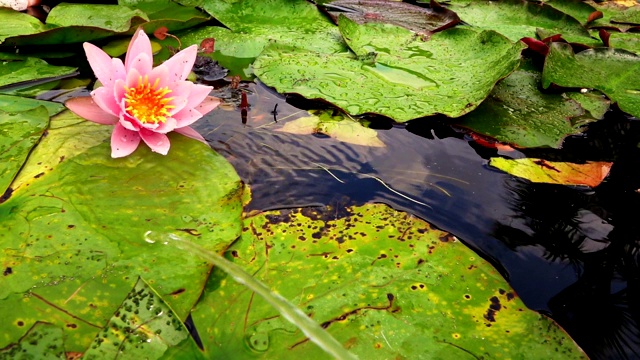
top-left (65, 29), bottom-right (219, 158)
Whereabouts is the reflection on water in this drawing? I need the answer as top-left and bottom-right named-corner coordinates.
top-left (193, 81), bottom-right (640, 359)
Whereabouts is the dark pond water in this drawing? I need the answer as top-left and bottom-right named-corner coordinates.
top-left (183, 80), bottom-right (640, 360)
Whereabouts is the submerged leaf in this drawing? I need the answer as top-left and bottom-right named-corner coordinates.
top-left (254, 17), bottom-right (523, 122)
top-left (277, 110), bottom-right (385, 147)
top-left (489, 157), bottom-right (612, 187)
top-left (191, 204), bottom-right (587, 359)
top-left (542, 42), bottom-right (640, 118)
top-left (0, 56), bottom-right (77, 89)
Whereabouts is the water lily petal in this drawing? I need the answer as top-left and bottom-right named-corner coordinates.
top-left (139, 128), bottom-right (170, 155)
top-left (83, 43), bottom-right (115, 88)
top-left (161, 45), bottom-right (198, 82)
top-left (91, 86), bottom-right (120, 117)
top-left (111, 58), bottom-right (126, 83)
top-left (125, 29), bottom-right (152, 72)
top-left (195, 96), bottom-right (221, 116)
top-left (111, 123), bottom-right (141, 158)
top-left (114, 79), bottom-right (126, 105)
top-left (175, 126), bottom-right (207, 144)
top-left (185, 83), bottom-right (213, 110)
top-left (154, 117), bottom-right (178, 134)
top-left (125, 67), bottom-right (142, 90)
top-left (129, 53), bottom-right (153, 78)
top-left (65, 97), bottom-right (119, 125)
top-left (119, 112), bottom-right (140, 131)
top-left (169, 96), bottom-right (189, 116)
top-left (172, 107), bottom-right (203, 128)
top-left (148, 64), bottom-right (170, 89)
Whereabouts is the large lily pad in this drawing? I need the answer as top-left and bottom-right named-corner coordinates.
top-left (0, 107), bottom-right (49, 201)
top-left (190, 204), bottom-right (586, 359)
top-left (254, 16), bottom-right (524, 122)
top-left (0, 111), bottom-right (244, 353)
top-left (542, 42), bottom-right (640, 118)
top-left (455, 70), bottom-right (608, 148)
top-left (0, 95), bottom-right (65, 117)
top-left (448, 0), bottom-right (597, 45)
top-left (322, 0), bottom-right (460, 34)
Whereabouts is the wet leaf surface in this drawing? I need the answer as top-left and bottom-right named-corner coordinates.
top-left (322, 0), bottom-right (460, 34)
top-left (455, 70), bottom-right (608, 148)
top-left (181, 0), bottom-right (346, 78)
top-left (82, 277), bottom-right (202, 360)
top-left (190, 203), bottom-right (586, 359)
top-left (448, 0), bottom-right (597, 45)
top-left (0, 107), bottom-right (49, 198)
top-left (489, 158), bottom-right (612, 187)
top-left (277, 110), bottom-right (385, 148)
top-left (0, 56), bottom-right (77, 89)
top-left (254, 17), bottom-right (523, 122)
top-left (542, 42), bottom-right (640, 118)
top-left (0, 110), bottom-right (244, 352)
top-left (0, 322), bottom-right (65, 359)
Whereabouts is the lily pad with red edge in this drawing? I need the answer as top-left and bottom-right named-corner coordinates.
top-left (190, 203), bottom-right (587, 359)
top-left (542, 42), bottom-right (640, 118)
top-left (322, 0), bottom-right (460, 34)
top-left (489, 158), bottom-right (612, 187)
top-left (454, 70), bottom-right (608, 149)
top-left (448, 0), bottom-right (596, 44)
top-left (0, 110), bottom-right (244, 353)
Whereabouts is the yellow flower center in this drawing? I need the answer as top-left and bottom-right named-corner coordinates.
top-left (124, 76), bottom-right (174, 124)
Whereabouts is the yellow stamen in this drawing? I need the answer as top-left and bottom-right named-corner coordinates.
top-left (124, 76), bottom-right (175, 124)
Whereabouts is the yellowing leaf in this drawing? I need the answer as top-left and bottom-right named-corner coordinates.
top-left (489, 158), bottom-right (612, 187)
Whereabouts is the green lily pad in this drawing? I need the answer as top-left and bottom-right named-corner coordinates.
top-left (0, 8), bottom-right (47, 43)
top-left (589, 1), bottom-right (640, 27)
top-left (609, 31), bottom-right (640, 55)
top-left (0, 95), bottom-right (65, 117)
top-left (82, 277), bottom-right (202, 360)
top-left (191, 204), bottom-right (587, 359)
top-left (0, 111), bottom-right (244, 353)
top-left (544, 0), bottom-right (601, 26)
top-left (455, 70), bottom-right (607, 148)
top-left (179, 0), bottom-right (347, 78)
top-left (542, 42), bottom-right (640, 118)
top-left (0, 56), bottom-right (77, 89)
top-left (489, 158), bottom-right (612, 187)
top-left (0, 107), bottom-right (49, 201)
top-left (277, 110), bottom-right (385, 148)
top-left (119, 0), bottom-right (211, 34)
top-left (254, 17), bottom-right (524, 122)
top-left (1, 4), bottom-right (148, 46)
top-left (448, 0), bottom-right (597, 44)
top-left (0, 322), bottom-right (65, 359)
